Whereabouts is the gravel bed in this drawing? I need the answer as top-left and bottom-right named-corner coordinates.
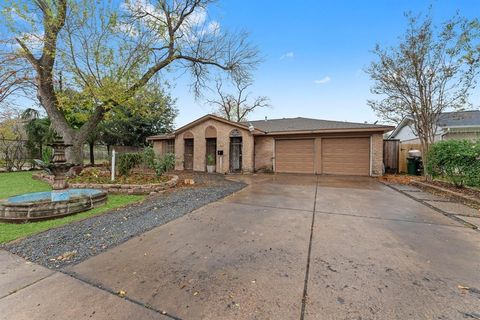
top-left (3, 179), bottom-right (245, 269)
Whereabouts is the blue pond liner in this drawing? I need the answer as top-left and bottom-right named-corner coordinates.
top-left (7, 189), bottom-right (103, 203)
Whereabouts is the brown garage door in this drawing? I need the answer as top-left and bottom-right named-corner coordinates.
top-left (275, 139), bottom-right (314, 173)
top-left (322, 138), bottom-right (370, 175)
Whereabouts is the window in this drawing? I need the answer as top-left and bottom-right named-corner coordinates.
top-left (166, 139), bottom-right (175, 154)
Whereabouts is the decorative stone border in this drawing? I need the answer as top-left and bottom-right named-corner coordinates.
top-left (70, 175), bottom-right (178, 195)
top-left (33, 173), bottom-right (178, 195)
top-left (411, 180), bottom-right (480, 209)
top-left (0, 191), bottom-right (107, 223)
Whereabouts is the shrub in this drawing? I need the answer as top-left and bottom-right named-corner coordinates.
top-left (155, 153), bottom-right (175, 176)
top-left (207, 154), bottom-right (215, 166)
top-left (426, 139), bottom-right (480, 187)
top-left (118, 152), bottom-right (142, 176)
top-left (42, 146), bottom-right (53, 165)
top-left (142, 146), bottom-right (156, 169)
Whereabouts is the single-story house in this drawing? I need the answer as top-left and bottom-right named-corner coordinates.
top-left (147, 114), bottom-right (394, 176)
top-left (388, 110), bottom-right (480, 143)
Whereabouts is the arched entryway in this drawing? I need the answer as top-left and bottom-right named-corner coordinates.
top-left (229, 129), bottom-right (242, 172)
top-left (183, 131), bottom-right (194, 170)
top-left (205, 126), bottom-right (217, 172)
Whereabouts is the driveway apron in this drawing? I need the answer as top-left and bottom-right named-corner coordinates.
top-left (66, 175), bottom-right (317, 319)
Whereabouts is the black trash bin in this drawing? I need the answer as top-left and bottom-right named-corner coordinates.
top-left (407, 157), bottom-right (416, 175)
top-left (407, 156), bottom-right (422, 176)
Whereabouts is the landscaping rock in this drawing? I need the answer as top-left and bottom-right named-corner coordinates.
top-left (2, 178), bottom-right (246, 269)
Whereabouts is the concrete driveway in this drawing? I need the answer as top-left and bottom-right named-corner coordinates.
top-left (1, 175), bottom-right (479, 319)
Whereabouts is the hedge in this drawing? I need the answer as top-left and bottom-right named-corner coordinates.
top-left (426, 139), bottom-right (480, 187)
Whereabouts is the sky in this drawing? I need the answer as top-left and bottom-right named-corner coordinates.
top-left (169, 0), bottom-right (480, 127)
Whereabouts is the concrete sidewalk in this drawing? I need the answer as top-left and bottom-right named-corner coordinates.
top-left (0, 250), bottom-right (167, 319)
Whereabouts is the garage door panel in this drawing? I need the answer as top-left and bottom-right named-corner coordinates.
top-left (322, 138), bottom-right (370, 176)
top-left (275, 139), bottom-right (314, 173)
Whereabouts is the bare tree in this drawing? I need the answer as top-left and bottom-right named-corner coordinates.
top-left (0, 0), bottom-right (260, 164)
top-left (366, 12), bottom-right (480, 165)
top-left (0, 52), bottom-right (33, 113)
top-left (208, 78), bottom-right (269, 122)
top-left (0, 116), bottom-right (28, 171)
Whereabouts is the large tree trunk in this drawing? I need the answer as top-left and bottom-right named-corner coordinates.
top-left (65, 135), bottom-right (84, 165)
top-left (419, 137), bottom-right (431, 181)
top-left (36, 81), bottom-right (103, 165)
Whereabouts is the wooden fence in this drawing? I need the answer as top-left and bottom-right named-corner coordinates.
top-left (383, 140), bottom-right (399, 174)
top-left (398, 143), bottom-right (422, 173)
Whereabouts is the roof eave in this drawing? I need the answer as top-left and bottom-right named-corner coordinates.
top-left (387, 117), bottom-right (412, 139)
top-left (254, 126), bottom-right (395, 136)
top-left (146, 134), bottom-right (175, 141)
top-left (174, 114), bottom-right (265, 135)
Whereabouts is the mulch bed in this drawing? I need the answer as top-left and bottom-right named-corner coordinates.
top-left (426, 180), bottom-right (480, 200)
top-left (378, 174), bottom-right (423, 185)
top-left (69, 170), bottom-right (170, 185)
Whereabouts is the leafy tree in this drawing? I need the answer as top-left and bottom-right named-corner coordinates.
top-left (21, 108), bottom-right (55, 162)
top-left (101, 85), bottom-right (177, 147)
top-left (0, 0), bottom-right (260, 164)
top-left (366, 12), bottom-right (480, 168)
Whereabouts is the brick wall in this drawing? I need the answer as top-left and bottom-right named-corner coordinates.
top-left (153, 140), bottom-right (166, 156)
top-left (174, 119), bottom-right (255, 173)
top-left (371, 133), bottom-right (384, 176)
top-left (254, 136), bottom-right (274, 172)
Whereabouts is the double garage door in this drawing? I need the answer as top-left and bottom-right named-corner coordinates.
top-left (275, 137), bottom-right (370, 175)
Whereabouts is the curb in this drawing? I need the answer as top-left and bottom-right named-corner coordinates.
top-left (380, 181), bottom-right (479, 231)
top-left (411, 180), bottom-right (480, 209)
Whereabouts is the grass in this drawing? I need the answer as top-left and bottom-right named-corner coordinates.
top-left (0, 171), bottom-right (51, 198)
top-left (0, 171), bottom-right (145, 244)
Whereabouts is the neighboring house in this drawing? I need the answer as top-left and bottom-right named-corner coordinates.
top-left (147, 114), bottom-right (393, 176)
top-left (388, 110), bottom-right (480, 143)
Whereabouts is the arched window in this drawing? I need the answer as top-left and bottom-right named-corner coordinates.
top-left (229, 129), bottom-right (242, 138)
top-left (205, 126), bottom-right (217, 138)
top-left (183, 131), bottom-right (194, 139)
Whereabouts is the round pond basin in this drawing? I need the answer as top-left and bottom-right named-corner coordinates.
top-left (0, 189), bottom-right (107, 223)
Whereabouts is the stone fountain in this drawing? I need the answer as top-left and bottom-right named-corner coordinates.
top-left (0, 139), bottom-right (107, 223)
top-left (47, 138), bottom-right (74, 201)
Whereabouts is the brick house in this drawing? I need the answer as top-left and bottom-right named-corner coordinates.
top-left (147, 114), bottom-right (393, 176)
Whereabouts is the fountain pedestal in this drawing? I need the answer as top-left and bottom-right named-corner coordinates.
top-left (47, 139), bottom-right (74, 201)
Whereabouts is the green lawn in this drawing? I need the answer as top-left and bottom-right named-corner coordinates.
top-left (0, 171), bottom-right (145, 244)
top-left (0, 171), bottom-right (51, 198)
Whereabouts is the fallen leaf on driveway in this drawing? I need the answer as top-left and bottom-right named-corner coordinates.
top-left (118, 290), bottom-right (127, 297)
top-left (57, 250), bottom-right (77, 261)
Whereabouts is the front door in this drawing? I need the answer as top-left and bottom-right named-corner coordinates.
top-left (206, 138), bottom-right (217, 170)
top-left (184, 139), bottom-right (194, 170)
top-left (229, 137), bottom-right (242, 172)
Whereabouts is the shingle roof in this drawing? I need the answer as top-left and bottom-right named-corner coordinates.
top-left (438, 110), bottom-right (480, 127)
top-left (244, 117), bottom-right (392, 133)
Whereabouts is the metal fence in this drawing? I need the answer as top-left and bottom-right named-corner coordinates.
top-left (0, 139), bottom-right (33, 172)
top-left (82, 145), bottom-right (143, 164)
